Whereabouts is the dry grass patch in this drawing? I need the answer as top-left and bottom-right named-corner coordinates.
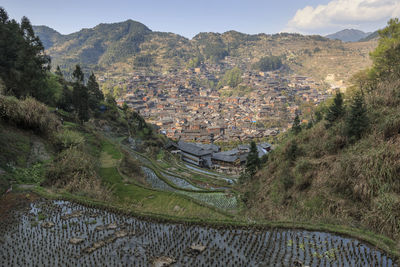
top-left (44, 147), bottom-right (112, 201)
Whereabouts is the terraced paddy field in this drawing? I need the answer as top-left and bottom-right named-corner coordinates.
top-left (110, 138), bottom-right (239, 211)
top-left (0, 200), bottom-right (397, 267)
top-left (141, 167), bottom-right (237, 210)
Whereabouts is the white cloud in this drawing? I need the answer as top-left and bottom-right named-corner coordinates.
top-left (285, 0), bottom-right (400, 33)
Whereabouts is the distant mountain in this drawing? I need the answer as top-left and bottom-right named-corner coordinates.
top-left (34, 20), bottom-right (153, 67)
top-left (32, 20), bottom-right (376, 82)
top-left (359, 31), bottom-right (379, 42)
top-left (32, 25), bottom-right (63, 49)
top-left (325, 29), bottom-right (371, 42)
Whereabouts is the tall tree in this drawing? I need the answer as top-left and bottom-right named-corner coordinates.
top-left (325, 92), bottom-right (344, 129)
top-left (292, 114), bottom-right (301, 135)
top-left (87, 72), bottom-right (104, 111)
top-left (218, 67), bottom-right (242, 88)
top-left (72, 65), bottom-right (89, 122)
top-left (346, 91), bottom-right (368, 141)
top-left (245, 141), bottom-right (261, 178)
top-left (0, 8), bottom-right (50, 100)
top-left (370, 18), bottom-right (400, 79)
top-left (58, 84), bottom-right (73, 111)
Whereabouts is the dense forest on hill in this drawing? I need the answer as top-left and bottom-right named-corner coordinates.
top-left (33, 20), bottom-right (376, 83)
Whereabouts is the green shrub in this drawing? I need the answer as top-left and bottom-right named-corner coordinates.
top-left (284, 140), bottom-right (300, 162)
top-left (12, 163), bottom-right (45, 184)
top-left (295, 159), bottom-right (313, 174)
top-left (294, 159), bottom-right (314, 190)
top-left (323, 121), bottom-right (347, 154)
top-left (119, 150), bottom-right (145, 184)
top-left (380, 113), bottom-right (400, 139)
top-left (55, 130), bottom-right (85, 150)
top-left (44, 147), bottom-right (95, 187)
top-left (282, 173), bottom-right (294, 190)
top-left (44, 147), bottom-right (112, 200)
top-left (303, 196), bottom-right (325, 216)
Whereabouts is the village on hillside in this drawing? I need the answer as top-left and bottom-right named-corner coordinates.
top-left (100, 60), bottom-right (334, 145)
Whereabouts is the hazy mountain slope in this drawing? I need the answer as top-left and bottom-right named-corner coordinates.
top-left (359, 30), bottom-right (380, 42)
top-left (32, 25), bottom-right (63, 49)
top-left (325, 29), bottom-right (371, 42)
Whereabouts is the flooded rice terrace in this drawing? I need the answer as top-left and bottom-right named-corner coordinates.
top-left (0, 200), bottom-right (397, 267)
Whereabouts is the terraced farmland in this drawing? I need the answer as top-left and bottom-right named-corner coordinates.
top-left (141, 167), bottom-right (237, 210)
top-left (0, 200), bottom-right (397, 267)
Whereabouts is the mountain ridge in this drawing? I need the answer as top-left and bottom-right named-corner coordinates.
top-left (33, 20), bottom-right (377, 83)
top-left (325, 29), bottom-right (372, 42)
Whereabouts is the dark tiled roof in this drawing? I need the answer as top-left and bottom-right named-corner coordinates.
top-left (178, 141), bottom-right (213, 156)
top-left (212, 152), bottom-right (238, 163)
top-left (193, 143), bottom-right (220, 153)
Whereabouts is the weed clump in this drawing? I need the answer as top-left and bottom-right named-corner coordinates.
top-left (119, 150), bottom-right (145, 185)
top-left (0, 96), bottom-right (60, 135)
top-left (44, 147), bottom-right (112, 200)
top-left (55, 129), bottom-right (85, 150)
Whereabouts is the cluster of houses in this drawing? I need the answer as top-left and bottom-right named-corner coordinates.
top-left (166, 140), bottom-right (272, 174)
top-left (103, 63), bottom-right (330, 144)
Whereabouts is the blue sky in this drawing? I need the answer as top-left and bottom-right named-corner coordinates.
top-left (2, 0), bottom-right (399, 38)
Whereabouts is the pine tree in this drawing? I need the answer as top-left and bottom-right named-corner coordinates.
top-left (58, 84), bottom-right (73, 111)
top-left (0, 8), bottom-right (50, 99)
top-left (72, 65), bottom-right (89, 122)
top-left (315, 110), bottom-right (323, 123)
top-left (0, 7), bottom-right (8, 24)
top-left (346, 91), bottom-right (368, 141)
top-left (87, 72), bottom-right (104, 111)
top-left (325, 92), bottom-right (344, 129)
top-left (245, 141), bottom-right (261, 177)
top-left (292, 114), bottom-right (301, 134)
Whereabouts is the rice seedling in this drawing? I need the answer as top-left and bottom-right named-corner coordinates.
top-left (0, 200), bottom-right (396, 266)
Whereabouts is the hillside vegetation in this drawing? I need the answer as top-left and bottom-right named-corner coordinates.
top-left (243, 19), bottom-right (400, 244)
top-left (33, 21), bottom-right (376, 83)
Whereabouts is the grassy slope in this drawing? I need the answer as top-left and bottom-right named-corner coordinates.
top-left (243, 81), bottom-right (400, 252)
top-left (1, 97), bottom-right (398, 260)
top-left (97, 137), bottom-right (229, 220)
top-left (0, 122), bottom-right (52, 194)
top-left (0, 98), bottom-right (229, 220)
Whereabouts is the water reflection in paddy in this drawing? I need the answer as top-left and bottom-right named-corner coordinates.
top-left (0, 200), bottom-right (397, 267)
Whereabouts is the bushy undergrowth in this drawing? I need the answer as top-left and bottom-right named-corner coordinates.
top-left (0, 96), bottom-right (60, 134)
top-left (11, 163), bottom-right (45, 184)
top-left (55, 129), bottom-right (85, 150)
top-left (119, 150), bottom-right (146, 185)
top-left (245, 79), bottom-right (400, 240)
top-left (44, 147), bottom-right (112, 200)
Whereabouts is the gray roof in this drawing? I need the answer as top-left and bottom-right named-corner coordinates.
top-left (238, 144), bottom-right (250, 150)
top-left (194, 143), bottom-right (220, 153)
top-left (212, 153), bottom-right (238, 163)
top-left (212, 150), bottom-right (248, 163)
top-left (259, 142), bottom-right (272, 149)
top-left (178, 141), bottom-right (213, 156)
top-left (256, 145), bottom-right (268, 158)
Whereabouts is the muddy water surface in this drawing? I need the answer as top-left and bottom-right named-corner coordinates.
top-left (0, 200), bottom-right (397, 267)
